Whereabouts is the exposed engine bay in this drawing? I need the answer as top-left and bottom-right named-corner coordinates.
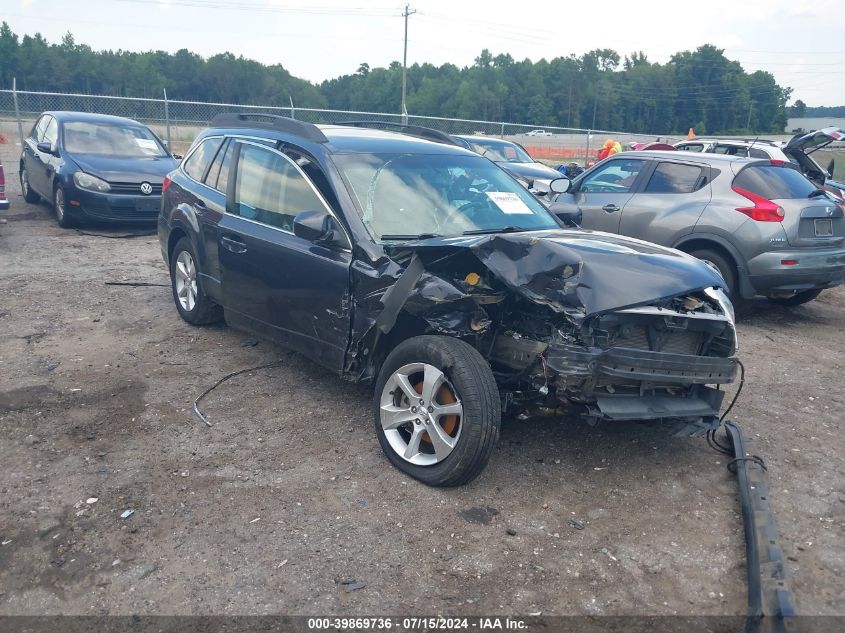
top-left (352, 230), bottom-right (738, 423)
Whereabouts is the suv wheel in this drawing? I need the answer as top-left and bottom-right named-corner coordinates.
top-left (767, 289), bottom-right (822, 306)
top-left (373, 336), bottom-right (500, 487)
top-left (21, 167), bottom-right (39, 203)
top-left (688, 248), bottom-right (737, 298)
top-left (169, 237), bottom-right (223, 325)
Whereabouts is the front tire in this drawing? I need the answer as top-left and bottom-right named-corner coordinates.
top-left (767, 289), bottom-right (822, 306)
top-left (169, 237), bottom-right (222, 325)
top-left (373, 335), bottom-right (500, 487)
top-left (53, 185), bottom-right (74, 228)
top-left (21, 167), bottom-right (39, 203)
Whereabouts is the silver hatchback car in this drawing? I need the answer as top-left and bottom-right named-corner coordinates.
top-left (549, 151), bottom-right (845, 306)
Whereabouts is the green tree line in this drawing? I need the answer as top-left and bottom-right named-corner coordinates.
top-left (1, 22), bottom-right (794, 134)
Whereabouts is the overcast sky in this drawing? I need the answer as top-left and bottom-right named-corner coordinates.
top-left (5, 0), bottom-right (845, 107)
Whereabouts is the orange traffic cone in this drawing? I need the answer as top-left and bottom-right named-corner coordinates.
top-left (687, 127), bottom-right (695, 139)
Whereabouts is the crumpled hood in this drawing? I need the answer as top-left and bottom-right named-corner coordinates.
top-left (400, 229), bottom-right (726, 319)
top-left (69, 153), bottom-right (177, 183)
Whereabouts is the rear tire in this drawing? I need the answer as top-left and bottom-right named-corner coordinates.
top-left (21, 167), bottom-right (39, 203)
top-left (169, 237), bottom-right (223, 325)
top-left (767, 289), bottom-right (822, 306)
top-left (373, 335), bottom-right (500, 487)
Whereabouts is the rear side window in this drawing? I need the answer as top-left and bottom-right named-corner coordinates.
top-left (233, 143), bottom-right (328, 232)
top-left (749, 148), bottom-right (769, 159)
top-left (677, 143), bottom-right (704, 152)
top-left (204, 138), bottom-right (230, 191)
top-left (733, 165), bottom-right (816, 199)
top-left (644, 162), bottom-right (705, 194)
top-left (183, 137), bottom-right (223, 182)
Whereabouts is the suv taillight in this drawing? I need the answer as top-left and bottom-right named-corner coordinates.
top-left (731, 184), bottom-right (785, 222)
top-left (162, 176), bottom-right (172, 194)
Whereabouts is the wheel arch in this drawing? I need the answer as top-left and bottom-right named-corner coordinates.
top-left (673, 233), bottom-right (755, 299)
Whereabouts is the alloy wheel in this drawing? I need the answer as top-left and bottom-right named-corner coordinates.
top-left (174, 250), bottom-right (198, 312)
top-left (379, 362), bottom-right (463, 466)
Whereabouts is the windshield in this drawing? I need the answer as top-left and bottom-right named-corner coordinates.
top-left (468, 139), bottom-right (533, 163)
top-left (333, 153), bottom-right (558, 241)
top-left (63, 121), bottom-right (168, 158)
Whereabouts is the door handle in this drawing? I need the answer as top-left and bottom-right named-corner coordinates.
top-left (602, 204), bottom-right (620, 212)
top-left (220, 234), bottom-right (247, 254)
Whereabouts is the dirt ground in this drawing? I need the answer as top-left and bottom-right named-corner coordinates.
top-left (0, 144), bottom-right (843, 618)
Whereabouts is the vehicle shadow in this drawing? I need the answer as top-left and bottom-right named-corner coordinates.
top-left (737, 296), bottom-right (832, 328)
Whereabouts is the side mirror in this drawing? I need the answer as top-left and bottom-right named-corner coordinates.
top-left (827, 159), bottom-right (835, 179)
top-left (549, 176), bottom-right (571, 194)
top-left (36, 141), bottom-right (56, 155)
top-left (293, 210), bottom-right (334, 243)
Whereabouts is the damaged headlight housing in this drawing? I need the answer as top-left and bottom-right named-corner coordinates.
top-left (73, 172), bottom-right (111, 193)
top-left (704, 286), bottom-right (735, 326)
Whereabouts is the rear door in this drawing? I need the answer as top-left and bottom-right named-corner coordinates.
top-left (618, 160), bottom-right (712, 246)
top-left (571, 157), bottom-right (649, 233)
top-left (732, 163), bottom-right (845, 248)
top-left (218, 140), bottom-right (352, 370)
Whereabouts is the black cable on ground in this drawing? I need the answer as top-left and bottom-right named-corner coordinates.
top-left (75, 229), bottom-right (157, 238)
top-left (193, 360), bottom-right (285, 427)
top-left (706, 359), bottom-right (746, 456)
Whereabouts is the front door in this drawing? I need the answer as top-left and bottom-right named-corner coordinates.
top-left (572, 157), bottom-right (648, 234)
top-left (23, 115), bottom-right (53, 197)
top-left (219, 141), bottom-right (352, 371)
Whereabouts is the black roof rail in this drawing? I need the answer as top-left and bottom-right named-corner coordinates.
top-left (209, 112), bottom-right (328, 144)
top-left (337, 120), bottom-right (459, 146)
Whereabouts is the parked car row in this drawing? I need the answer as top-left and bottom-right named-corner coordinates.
top-left (12, 110), bottom-right (843, 487)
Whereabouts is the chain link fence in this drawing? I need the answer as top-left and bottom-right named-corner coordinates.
top-left (0, 88), bottom-right (685, 163)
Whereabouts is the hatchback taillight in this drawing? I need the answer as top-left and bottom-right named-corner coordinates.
top-left (732, 184), bottom-right (785, 222)
top-left (162, 176), bottom-right (172, 194)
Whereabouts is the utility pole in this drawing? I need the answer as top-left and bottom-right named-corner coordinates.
top-left (401, 3), bottom-right (416, 122)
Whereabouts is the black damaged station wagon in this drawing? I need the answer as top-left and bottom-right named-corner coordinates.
top-left (159, 114), bottom-right (739, 486)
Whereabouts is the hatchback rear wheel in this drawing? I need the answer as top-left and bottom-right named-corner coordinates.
top-left (21, 167), bottom-right (40, 203)
top-left (373, 335), bottom-right (500, 487)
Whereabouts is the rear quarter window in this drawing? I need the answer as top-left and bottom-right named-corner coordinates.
top-left (733, 165), bottom-right (816, 199)
top-left (183, 137), bottom-right (224, 183)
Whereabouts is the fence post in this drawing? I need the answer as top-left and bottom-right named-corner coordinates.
top-left (12, 77), bottom-right (25, 149)
top-left (586, 129), bottom-right (592, 164)
top-left (163, 88), bottom-right (172, 150)
top-left (500, 122), bottom-right (505, 139)
top-left (289, 96), bottom-right (295, 120)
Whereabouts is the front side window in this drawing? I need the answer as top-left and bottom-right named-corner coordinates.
top-left (43, 117), bottom-right (58, 147)
top-left (644, 162), bottom-right (705, 194)
top-left (183, 137), bottom-right (224, 182)
top-left (204, 139), bottom-right (231, 191)
top-left (333, 153), bottom-right (558, 241)
top-left (31, 115), bottom-right (49, 141)
top-left (579, 159), bottom-right (646, 193)
top-left (233, 143), bottom-right (329, 232)
top-left (63, 121), bottom-right (169, 158)
top-left (677, 143), bottom-right (704, 152)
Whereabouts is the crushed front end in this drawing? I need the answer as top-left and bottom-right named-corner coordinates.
top-left (489, 288), bottom-right (738, 421)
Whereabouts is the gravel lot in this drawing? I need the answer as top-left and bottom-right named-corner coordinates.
top-left (0, 144), bottom-right (843, 618)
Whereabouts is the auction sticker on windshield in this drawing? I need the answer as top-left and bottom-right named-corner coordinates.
top-left (486, 191), bottom-right (533, 214)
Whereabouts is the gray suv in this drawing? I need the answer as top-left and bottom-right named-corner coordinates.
top-left (549, 151), bottom-right (845, 306)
